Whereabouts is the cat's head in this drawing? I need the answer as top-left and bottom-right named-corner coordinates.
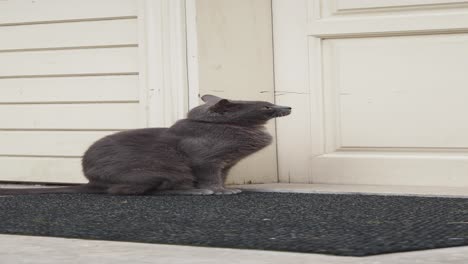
top-left (187, 94), bottom-right (292, 125)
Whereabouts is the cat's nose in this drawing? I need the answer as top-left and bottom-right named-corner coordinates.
top-left (273, 105), bottom-right (292, 110)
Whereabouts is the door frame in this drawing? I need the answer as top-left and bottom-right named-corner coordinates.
top-left (137, 0), bottom-right (198, 127)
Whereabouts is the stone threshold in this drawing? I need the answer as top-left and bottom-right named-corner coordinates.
top-left (230, 183), bottom-right (468, 198)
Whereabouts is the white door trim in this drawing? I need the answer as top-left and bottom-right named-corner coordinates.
top-left (138, 0), bottom-right (191, 127)
top-left (185, 0), bottom-right (201, 110)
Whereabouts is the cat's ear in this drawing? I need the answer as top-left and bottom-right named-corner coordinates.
top-left (201, 94), bottom-right (223, 104)
top-left (210, 99), bottom-right (234, 114)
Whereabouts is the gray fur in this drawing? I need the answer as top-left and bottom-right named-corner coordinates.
top-left (0, 95), bottom-right (291, 196)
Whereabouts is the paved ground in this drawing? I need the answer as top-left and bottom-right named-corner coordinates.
top-left (1, 234), bottom-right (468, 264)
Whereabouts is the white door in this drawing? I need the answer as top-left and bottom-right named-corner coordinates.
top-left (274, 0), bottom-right (468, 187)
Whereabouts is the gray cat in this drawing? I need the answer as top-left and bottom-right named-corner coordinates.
top-left (0, 95), bottom-right (291, 195)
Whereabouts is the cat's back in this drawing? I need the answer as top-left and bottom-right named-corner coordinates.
top-left (82, 127), bottom-right (186, 171)
top-left (107, 127), bottom-right (168, 143)
top-left (84, 128), bottom-right (174, 157)
top-left (96, 128), bottom-right (167, 145)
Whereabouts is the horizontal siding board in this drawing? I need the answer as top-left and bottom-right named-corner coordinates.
top-left (0, 0), bottom-right (137, 25)
top-left (0, 47), bottom-right (138, 77)
top-left (0, 75), bottom-right (139, 103)
top-left (0, 103), bottom-right (141, 129)
top-left (0, 157), bottom-right (86, 183)
top-left (0, 131), bottom-right (115, 156)
top-left (0, 0), bottom-right (144, 184)
top-left (0, 19), bottom-right (138, 51)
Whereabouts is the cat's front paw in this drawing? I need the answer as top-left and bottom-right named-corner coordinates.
top-left (156, 188), bottom-right (215, 195)
top-left (212, 188), bottom-right (242, 195)
top-left (196, 185), bottom-right (243, 195)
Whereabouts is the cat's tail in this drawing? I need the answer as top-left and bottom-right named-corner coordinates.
top-left (0, 183), bottom-right (106, 195)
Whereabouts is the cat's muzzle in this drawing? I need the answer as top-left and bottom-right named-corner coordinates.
top-left (273, 106), bottom-right (292, 117)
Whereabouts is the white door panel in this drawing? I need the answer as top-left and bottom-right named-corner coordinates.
top-left (274, 0), bottom-right (468, 186)
top-left (334, 0), bottom-right (468, 11)
top-left (314, 0), bottom-right (468, 37)
top-left (323, 34), bottom-right (468, 149)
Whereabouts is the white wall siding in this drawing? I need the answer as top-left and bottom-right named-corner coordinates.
top-left (0, 19), bottom-right (137, 51)
top-left (0, 0), bottom-right (141, 183)
top-left (0, 0), bottom-right (137, 25)
top-left (0, 76), bottom-right (139, 103)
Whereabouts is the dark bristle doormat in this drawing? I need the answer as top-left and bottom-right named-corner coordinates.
top-left (1, 192), bottom-right (468, 256)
